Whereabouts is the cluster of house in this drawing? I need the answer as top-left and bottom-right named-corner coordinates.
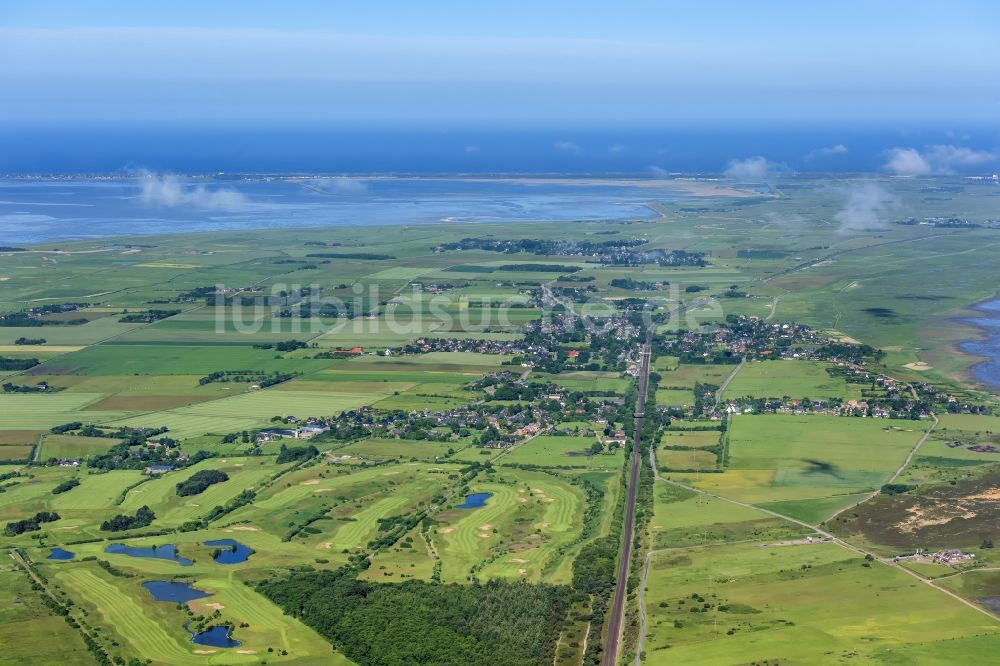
top-left (719, 397), bottom-right (895, 419)
top-left (892, 549), bottom-right (976, 567)
top-left (399, 337), bottom-right (529, 356)
top-left (896, 217), bottom-right (997, 229)
top-left (667, 317), bottom-right (825, 360)
top-left (911, 380), bottom-right (993, 415)
top-left (397, 310), bottom-right (637, 372)
top-left (256, 417), bottom-right (330, 442)
top-left (404, 282), bottom-right (456, 295)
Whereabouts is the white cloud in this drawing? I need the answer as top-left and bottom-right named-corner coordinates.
top-left (723, 156), bottom-right (775, 181)
top-left (884, 144), bottom-right (996, 176)
top-left (804, 144), bottom-right (848, 161)
top-left (553, 140), bottom-right (581, 154)
top-left (310, 177), bottom-right (368, 193)
top-left (884, 148), bottom-right (931, 176)
top-left (927, 144), bottom-right (996, 170)
top-left (833, 182), bottom-right (899, 232)
top-left (608, 143), bottom-right (626, 154)
top-left (647, 165), bottom-right (670, 178)
top-left (137, 171), bottom-right (248, 210)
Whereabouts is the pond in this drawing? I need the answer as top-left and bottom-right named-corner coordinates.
top-left (190, 625), bottom-right (241, 648)
top-left (143, 581), bottom-right (211, 603)
top-left (204, 539), bottom-right (253, 564)
top-left (47, 547), bottom-right (75, 560)
top-left (456, 492), bottom-right (492, 509)
top-left (105, 543), bottom-right (193, 566)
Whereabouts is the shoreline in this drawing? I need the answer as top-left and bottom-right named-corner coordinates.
top-left (947, 291), bottom-right (1000, 396)
top-left (0, 175), bottom-right (706, 246)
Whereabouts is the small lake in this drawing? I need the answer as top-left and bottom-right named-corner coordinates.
top-left (105, 543), bottom-right (193, 566)
top-left (456, 492), bottom-right (492, 509)
top-left (143, 581), bottom-right (211, 603)
top-left (204, 539), bottom-right (253, 564)
top-left (47, 547), bottom-right (75, 560)
top-left (191, 625), bottom-right (241, 648)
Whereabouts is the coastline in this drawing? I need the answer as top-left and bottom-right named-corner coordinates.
top-left (948, 291), bottom-right (1000, 397)
top-left (0, 175), bottom-right (704, 245)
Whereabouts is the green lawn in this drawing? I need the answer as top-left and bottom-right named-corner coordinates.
top-left (673, 414), bottom-right (926, 507)
top-left (640, 541), bottom-right (1000, 664)
top-left (336, 438), bottom-right (458, 460)
top-left (500, 435), bottom-right (624, 469)
top-left (0, 567), bottom-right (93, 666)
top-left (723, 359), bottom-right (862, 400)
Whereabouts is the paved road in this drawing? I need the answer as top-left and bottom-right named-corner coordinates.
top-left (712, 359), bottom-right (744, 412)
top-left (603, 329), bottom-right (653, 666)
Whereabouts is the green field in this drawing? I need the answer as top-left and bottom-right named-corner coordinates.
top-left (500, 434), bottom-right (624, 469)
top-left (0, 393), bottom-right (134, 430)
top-left (49, 561), bottom-right (348, 665)
top-left (0, 567), bottom-right (93, 665)
top-left (723, 359), bottom-right (862, 400)
top-left (336, 438), bottom-right (458, 460)
top-left (3, 181), bottom-right (1000, 664)
top-left (672, 415), bottom-right (927, 515)
top-left (656, 448), bottom-right (716, 471)
top-left (639, 541), bottom-right (1000, 664)
top-left (660, 430), bottom-right (720, 448)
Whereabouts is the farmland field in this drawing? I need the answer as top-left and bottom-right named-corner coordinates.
top-left (2, 178), bottom-right (1000, 664)
top-left (638, 541), bottom-right (1000, 664)
top-left (723, 360), bottom-right (862, 400)
top-left (672, 415), bottom-right (927, 507)
top-left (500, 434), bottom-right (624, 469)
top-left (336, 438), bottom-right (458, 460)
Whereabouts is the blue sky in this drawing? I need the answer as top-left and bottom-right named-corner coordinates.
top-left (1, 1), bottom-right (998, 124)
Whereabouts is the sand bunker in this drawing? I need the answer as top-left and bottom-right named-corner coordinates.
top-left (440, 527), bottom-right (455, 534)
top-left (300, 479), bottom-right (321, 485)
top-left (227, 525), bottom-right (259, 532)
top-left (904, 362), bottom-right (933, 371)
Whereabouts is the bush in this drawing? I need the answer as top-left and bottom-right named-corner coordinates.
top-left (176, 469), bottom-right (229, 496)
top-left (101, 505), bottom-right (155, 532)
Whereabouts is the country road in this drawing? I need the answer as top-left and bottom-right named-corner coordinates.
top-left (712, 358), bottom-right (744, 412)
top-left (631, 425), bottom-right (1000, 659)
top-left (603, 329), bottom-right (653, 666)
